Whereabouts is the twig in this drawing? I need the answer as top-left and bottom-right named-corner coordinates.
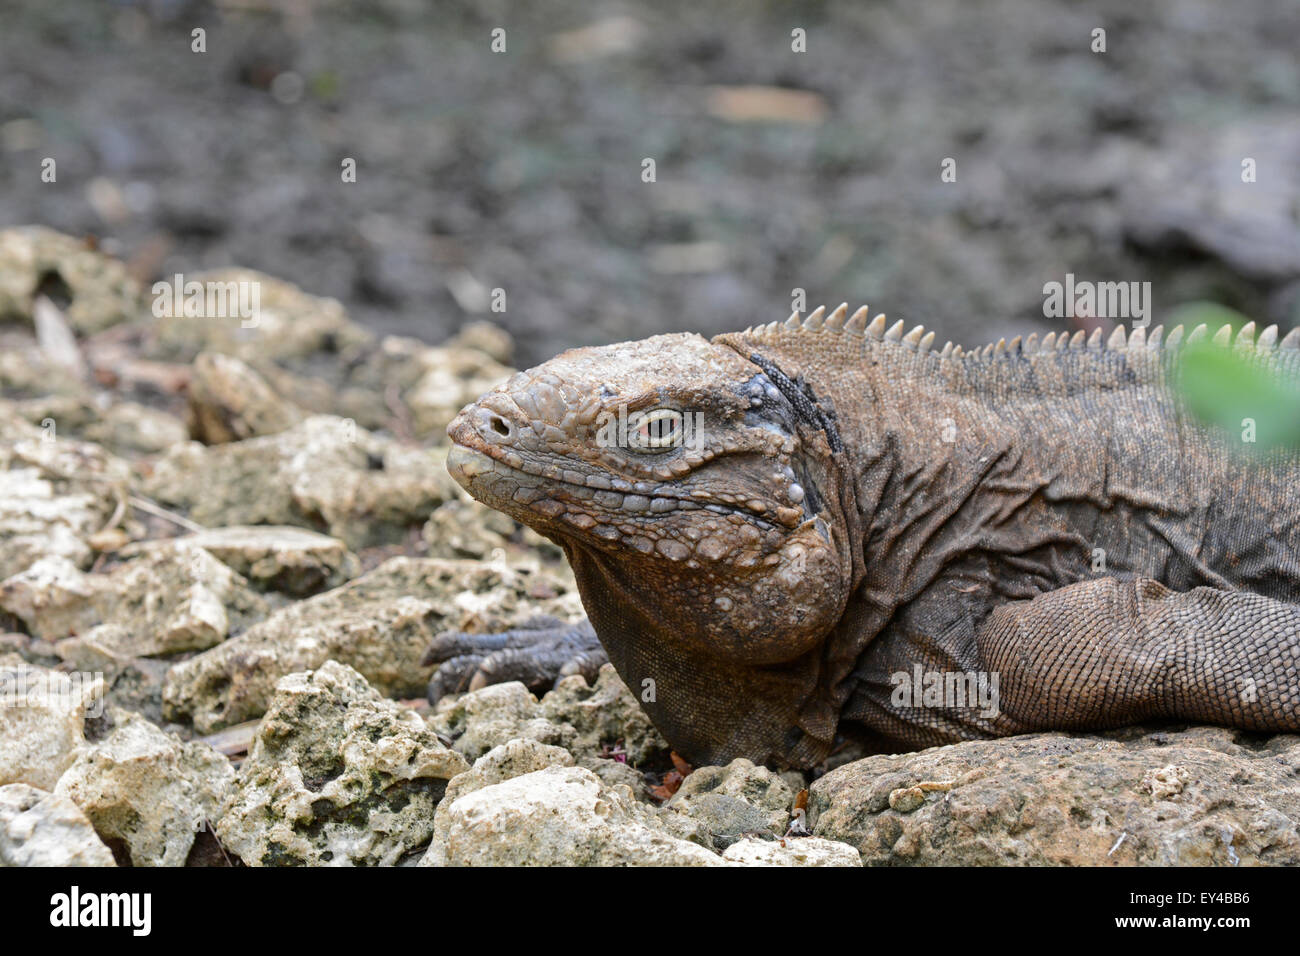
top-left (127, 496), bottom-right (206, 533)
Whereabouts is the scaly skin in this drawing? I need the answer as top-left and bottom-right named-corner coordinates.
top-left (444, 305), bottom-right (1300, 769)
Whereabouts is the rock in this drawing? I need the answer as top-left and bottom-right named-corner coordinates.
top-left (0, 469), bottom-right (100, 579)
top-left (582, 755), bottom-right (651, 800)
top-left (86, 657), bottom-right (173, 728)
top-left (443, 739), bottom-right (576, 804)
top-left (1143, 764), bottom-right (1192, 801)
top-left (429, 667), bottom-right (668, 802)
top-left (13, 394), bottom-right (188, 458)
top-left (810, 726), bottom-right (1300, 866)
top-left (722, 836), bottom-right (861, 867)
top-left (298, 334), bottom-right (432, 434)
top-left (143, 269), bottom-right (372, 365)
top-left (663, 758), bottom-right (796, 850)
top-left (404, 343), bottom-right (513, 439)
top-left (662, 792), bottom-right (772, 849)
top-left (216, 661), bottom-right (468, 866)
top-left (167, 526), bottom-right (360, 596)
top-left (0, 557), bottom-right (98, 642)
top-left (423, 499), bottom-right (518, 560)
top-left (448, 320), bottom-right (514, 366)
top-left (164, 555), bottom-right (580, 732)
top-left (330, 329), bottom-right (515, 440)
top-left (0, 337), bottom-right (86, 401)
top-left (429, 682), bottom-right (571, 762)
top-left (0, 662), bottom-right (102, 790)
top-left (429, 662), bottom-right (665, 771)
top-left (55, 711), bottom-right (234, 866)
top-left (539, 664), bottom-right (669, 767)
top-left (420, 738), bottom-right (575, 866)
top-left (0, 226), bottom-right (144, 336)
top-left (0, 543), bottom-right (267, 653)
top-left (431, 765), bottom-right (722, 866)
top-left (186, 351), bottom-right (305, 444)
top-left (0, 426), bottom-right (127, 578)
top-left (423, 497), bottom-right (563, 563)
top-left (0, 783), bottom-right (116, 866)
top-left (888, 786), bottom-right (926, 813)
top-left (135, 415), bottom-right (460, 550)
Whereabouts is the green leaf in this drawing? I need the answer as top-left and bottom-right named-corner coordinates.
top-left (1170, 303), bottom-right (1300, 452)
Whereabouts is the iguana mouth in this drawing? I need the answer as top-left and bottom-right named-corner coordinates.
top-left (446, 442), bottom-right (783, 529)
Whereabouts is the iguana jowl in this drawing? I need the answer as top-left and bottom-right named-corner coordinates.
top-left (437, 304), bottom-right (1300, 769)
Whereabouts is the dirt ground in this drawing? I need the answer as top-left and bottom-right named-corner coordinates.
top-left (2, 0), bottom-right (1298, 366)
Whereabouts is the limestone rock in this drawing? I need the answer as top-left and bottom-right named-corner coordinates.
top-left (0, 662), bottom-right (102, 790)
top-left (420, 738), bottom-right (575, 866)
top-left (0, 226), bottom-right (144, 336)
top-left (663, 758), bottom-right (796, 850)
top-left (164, 556), bottom-right (580, 732)
top-left (722, 836), bottom-right (861, 866)
top-left (0, 783), bottom-right (116, 866)
top-left (168, 526), bottom-right (360, 596)
top-left (540, 664), bottom-right (668, 767)
top-left (431, 682), bottom-right (574, 763)
top-left (405, 343), bottom-right (513, 439)
top-left (432, 765), bottom-right (722, 866)
top-left (135, 415), bottom-right (460, 549)
top-left (810, 726), bottom-right (1300, 866)
top-left (13, 394), bottom-right (187, 458)
top-left (422, 498), bottom-right (519, 561)
top-left (216, 661), bottom-right (468, 866)
top-left (186, 351), bottom-right (305, 444)
top-left (0, 337), bottom-right (86, 401)
top-left (55, 711), bottom-right (234, 866)
top-left (144, 269), bottom-right (372, 365)
top-left (0, 544), bottom-right (267, 653)
top-left (0, 426), bottom-right (127, 578)
top-left (429, 663), bottom-right (665, 771)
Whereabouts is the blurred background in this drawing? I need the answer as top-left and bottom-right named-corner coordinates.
top-left (3, 0), bottom-right (1299, 366)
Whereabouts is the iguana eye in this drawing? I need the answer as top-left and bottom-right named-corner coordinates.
top-left (628, 409), bottom-right (683, 452)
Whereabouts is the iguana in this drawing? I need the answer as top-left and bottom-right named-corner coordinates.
top-left (431, 303), bottom-right (1300, 769)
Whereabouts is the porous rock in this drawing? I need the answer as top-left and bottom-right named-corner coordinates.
top-left (55, 711), bottom-right (235, 866)
top-left (663, 757), bottom-right (796, 850)
top-left (810, 726), bottom-right (1300, 866)
top-left (164, 556), bottom-right (580, 732)
top-left (0, 544), bottom-right (267, 656)
top-left (168, 526), bottom-right (360, 596)
top-left (419, 737), bottom-right (575, 866)
top-left (0, 783), bottom-right (116, 866)
top-left (216, 661), bottom-right (468, 866)
top-left (431, 765), bottom-right (723, 866)
top-left (135, 415), bottom-right (460, 549)
top-left (722, 836), bottom-right (861, 866)
top-left (0, 661), bottom-right (102, 790)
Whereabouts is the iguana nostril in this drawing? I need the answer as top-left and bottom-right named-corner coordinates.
top-left (487, 414), bottom-right (513, 440)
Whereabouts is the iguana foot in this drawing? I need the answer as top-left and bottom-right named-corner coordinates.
top-left (423, 616), bottom-right (607, 703)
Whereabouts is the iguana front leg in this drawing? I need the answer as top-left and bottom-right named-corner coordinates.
top-left (978, 577), bottom-right (1300, 733)
top-left (423, 616), bottom-right (607, 703)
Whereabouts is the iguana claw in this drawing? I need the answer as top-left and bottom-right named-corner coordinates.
top-left (423, 616), bottom-right (607, 703)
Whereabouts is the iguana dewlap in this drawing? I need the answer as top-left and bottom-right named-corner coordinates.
top-left (440, 304), bottom-right (1300, 769)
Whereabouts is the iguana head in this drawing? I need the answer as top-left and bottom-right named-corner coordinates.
top-left (446, 332), bottom-right (856, 672)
